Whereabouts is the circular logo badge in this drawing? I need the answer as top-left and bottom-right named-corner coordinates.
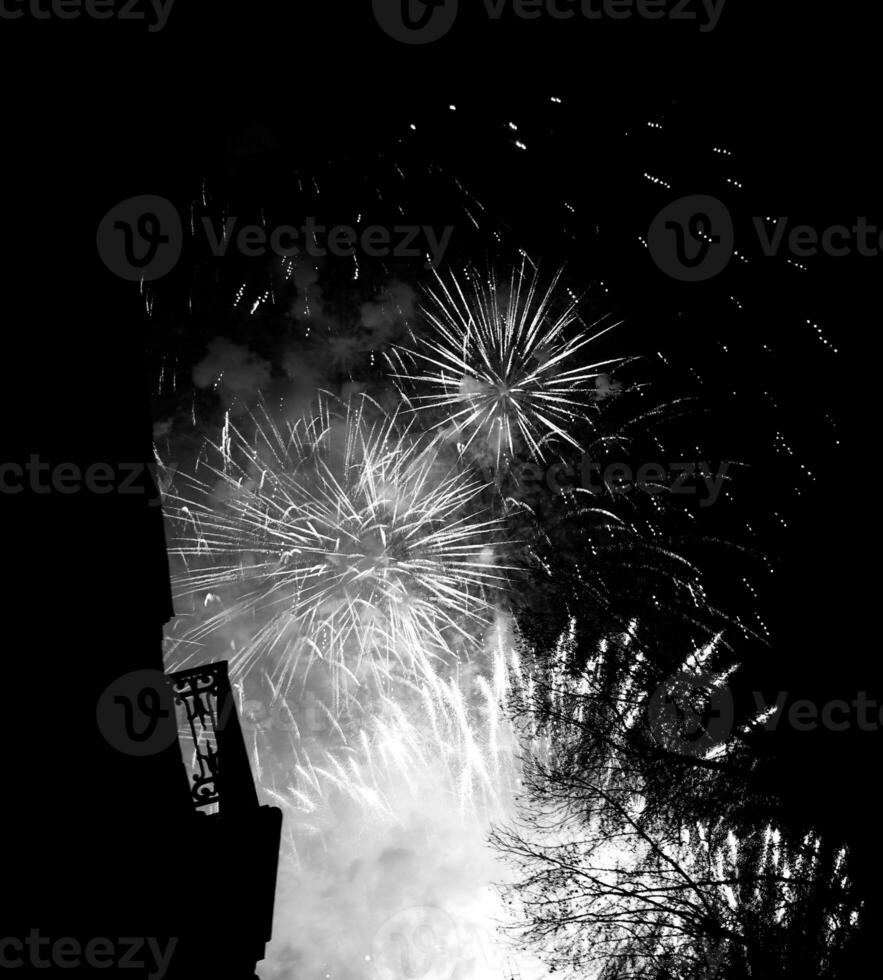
top-left (96, 194), bottom-right (182, 282)
top-left (372, 0), bottom-right (458, 44)
top-left (371, 906), bottom-right (460, 980)
top-left (647, 670), bottom-right (734, 757)
top-left (648, 194), bottom-right (734, 282)
top-left (96, 668), bottom-right (179, 757)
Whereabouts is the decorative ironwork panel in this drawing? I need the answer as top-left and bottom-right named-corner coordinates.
top-left (170, 661), bottom-right (259, 814)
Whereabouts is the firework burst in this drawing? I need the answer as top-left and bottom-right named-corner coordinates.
top-left (254, 612), bottom-right (539, 980)
top-left (167, 394), bottom-right (508, 699)
top-left (259, 612), bottom-right (523, 831)
top-left (391, 262), bottom-right (621, 467)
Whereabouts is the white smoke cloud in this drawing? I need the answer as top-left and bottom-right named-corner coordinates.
top-left (193, 338), bottom-right (272, 411)
top-left (360, 281), bottom-right (417, 347)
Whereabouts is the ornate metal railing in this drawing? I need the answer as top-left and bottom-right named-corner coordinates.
top-left (169, 660), bottom-right (282, 965)
top-left (170, 661), bottom-right (260, 815)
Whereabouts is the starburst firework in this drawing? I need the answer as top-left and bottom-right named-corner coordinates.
top-left (167, 394), bottom-right (508, 698)
top-left (392, 262), bottom-right (621, 466)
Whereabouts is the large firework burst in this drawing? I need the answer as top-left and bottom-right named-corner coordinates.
top-left (167, 394), bottom-right (508, 698)
top-left (391, 262), bottom-right (621, 467)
